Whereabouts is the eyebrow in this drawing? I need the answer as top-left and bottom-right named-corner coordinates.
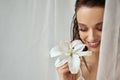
top-left (96, 22), bottom-right (103, 26)
top-left (78, 23), bottom-right (87, 27)
top-left (78, 22), bottom-right (103, 27)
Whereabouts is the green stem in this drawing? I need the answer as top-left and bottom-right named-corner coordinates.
top-left (82, 56), bottom-right (90, 72)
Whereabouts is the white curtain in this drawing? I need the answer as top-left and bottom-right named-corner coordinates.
top-left (0, 0), bottom-right (75, 80)
top-left (97, 0), bottom-right (120, 80)
top-left (0, 0), bottom-right (120, 80)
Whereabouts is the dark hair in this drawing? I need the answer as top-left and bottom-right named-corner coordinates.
top-left (71, 0), bottom-right (105, 41)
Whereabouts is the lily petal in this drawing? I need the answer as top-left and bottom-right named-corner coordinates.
top-left (73, 44), bottom-right (85, 53)
top-left (55, 55), bottom-right (69, 67)
top-left (77, 51), bottom-right (92, 56)
top-left (71, 40), bottom-right (83, 48)
top-left (68, 54), bottom-right (80, 74)
top-left (71, 40), bottom-right (85, 52)
top-left (49, 46), bottom-right (63, 57)
top-left (50, 41), bottom-right (70, 57)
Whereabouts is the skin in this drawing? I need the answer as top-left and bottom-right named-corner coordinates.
top-left (57, 6), bottom-right (104, 80)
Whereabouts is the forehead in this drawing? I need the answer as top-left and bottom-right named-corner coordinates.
top-left (76, 6), bottom-right (104, 26)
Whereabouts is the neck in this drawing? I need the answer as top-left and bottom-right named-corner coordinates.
top-left (85, 52), bottom-right (99, 65)
top-left (82, 52), bottom-right (99, 73)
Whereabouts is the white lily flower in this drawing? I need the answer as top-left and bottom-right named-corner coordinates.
top-left (49, 40), bottom-right (92, 74)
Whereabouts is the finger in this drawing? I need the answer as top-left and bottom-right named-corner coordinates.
top-left (57, 66), bottom-right (70, 74)
top-left (57, 63), bottom-right (68, 69)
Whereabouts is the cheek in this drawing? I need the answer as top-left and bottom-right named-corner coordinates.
top-left (79, 31), bottom-right (102, 41)
top-left (79, 32), bottom-right (86, 42)
top-left (96, 31), bottom-right (102, 39)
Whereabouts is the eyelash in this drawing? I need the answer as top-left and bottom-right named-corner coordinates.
top-left (78, 27), bottom-right (102, 32)
top-left (97, 26), bottom-right (102, 31)
top-left (78, 24), bottom-right (102, 32)
top-left (97, 28), bottom-right (102, 31)
top-left (78, 28), bottom-right (87, 32)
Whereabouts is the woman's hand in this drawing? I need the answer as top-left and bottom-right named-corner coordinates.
top-left (56, 63), bottom-right (79, 80)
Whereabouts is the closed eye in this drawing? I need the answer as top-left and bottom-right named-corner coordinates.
top-left (78, 28), bottom-right (88, 32)
top-left (78, 23), bottom-right (88, 32)
top-left (96, 22), bottom-right (103, 31)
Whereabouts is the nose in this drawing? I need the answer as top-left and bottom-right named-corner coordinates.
top-left (87, 30), bottom-right (96, 42)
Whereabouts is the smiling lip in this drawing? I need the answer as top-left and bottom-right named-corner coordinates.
top-left (86, 41), bottom-right (100, 48)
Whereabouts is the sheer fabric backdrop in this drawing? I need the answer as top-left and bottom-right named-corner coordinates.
top-left (97, 0), bottom-right (120, 80)
top-left (0, 0), bottom-right (120, 80)
top-left (0, 0), bottom-right (75, 80)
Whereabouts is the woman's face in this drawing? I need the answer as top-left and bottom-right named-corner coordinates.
top-left (76, 6), bottom-right (104, 54)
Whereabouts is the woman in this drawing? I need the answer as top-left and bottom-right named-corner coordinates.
top-left (57, 0), bottom-right (105, 80)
